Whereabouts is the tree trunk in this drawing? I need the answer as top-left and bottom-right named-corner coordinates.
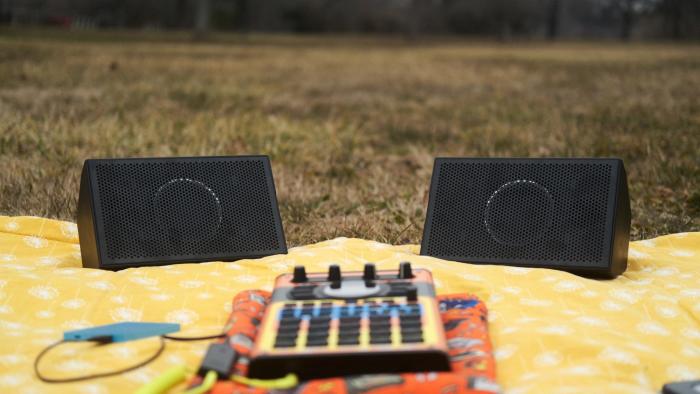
top-left (234, 0), bottom-right (251, 32)
top-left (176, 0), bottom-right (189, 29)
top-left (620, 0), bottom-right (633, 40)
top-left (546, 0), bottom-right (560, 40)
top-left (671, 0), bottom-right (682, 39)
top-left (194, 0), bottom-right (210, 40)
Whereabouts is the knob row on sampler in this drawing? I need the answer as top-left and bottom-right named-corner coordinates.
top-left (291, 262), bottom-right (415, 284)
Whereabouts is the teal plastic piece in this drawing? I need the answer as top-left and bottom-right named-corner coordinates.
top-left (64, 322), bottom-right (180, 343)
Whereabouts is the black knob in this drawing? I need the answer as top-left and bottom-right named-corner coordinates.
top-left (406, 286), bottom-right (418, 302)
top-left (292, 266), bottom-right (307, 283)
top-left (398, 262), bottom-right (414, 279)
top-left (328, 264), bottom-right (341, 282)
top-left (363, 263), bottom-right (377, 281)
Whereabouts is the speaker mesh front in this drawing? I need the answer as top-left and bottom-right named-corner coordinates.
top-left (94, 159), bottom-right (281, 261)
top-left (423, 161), bottom-right (613, 266)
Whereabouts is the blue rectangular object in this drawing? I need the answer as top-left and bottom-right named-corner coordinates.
top-left (64, 322), bottom-right (180, 343)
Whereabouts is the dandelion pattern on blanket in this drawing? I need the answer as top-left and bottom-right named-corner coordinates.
top-left (0, 216), bottom-right (699, 393)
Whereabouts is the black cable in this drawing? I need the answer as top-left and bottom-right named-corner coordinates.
top-left (34, 336), bottom-right (166, 383)
top-left (34, 332), bottom-right (226, 384)
top-left (163, 333), bottom-right (226, 341)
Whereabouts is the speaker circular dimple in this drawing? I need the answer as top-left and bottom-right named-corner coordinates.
top-left (154, 178), bottom-right (222, 243)
top-left (484, 179), bottom-right (554, 247)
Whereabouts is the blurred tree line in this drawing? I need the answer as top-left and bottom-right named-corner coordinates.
top-left (2, 0), bottom-right (699, 39)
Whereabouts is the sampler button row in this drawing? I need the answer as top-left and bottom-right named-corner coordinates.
top-left (274, 304), bottom-right (425, 348)
top-left (279, 303), bottom-right (421, 319)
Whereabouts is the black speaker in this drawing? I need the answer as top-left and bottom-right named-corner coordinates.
top-left (420, 158), bottom-right (630, 278)
top-left (77, 156), bottom-right (287, 270)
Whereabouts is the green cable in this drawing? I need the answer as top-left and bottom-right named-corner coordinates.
top-left (134, 365), bottom-right (188, 394)
top-left (232, 373), bottom-right (299, 389)
top-left (182, 370), bottom-right (217, 394)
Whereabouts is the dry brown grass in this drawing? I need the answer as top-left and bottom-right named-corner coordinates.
top-left (1, 29), bottom-right (698, 245)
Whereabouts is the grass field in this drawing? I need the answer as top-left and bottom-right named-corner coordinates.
top-left (0, 29), bottom-right (698, 246)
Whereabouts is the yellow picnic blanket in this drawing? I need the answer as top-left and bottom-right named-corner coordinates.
top-left (0, 215), bottom-right (698, 393)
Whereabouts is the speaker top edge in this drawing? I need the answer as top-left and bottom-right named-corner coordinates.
top-left (434, 157), bottom-right (624, 164)
top-left (84, 155), bottom-right (271, 165)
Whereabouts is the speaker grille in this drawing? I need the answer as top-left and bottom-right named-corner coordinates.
top-left (423, 160), bottom-right (614, 266)
top-left (93, 158), bottom-right (281, 261)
